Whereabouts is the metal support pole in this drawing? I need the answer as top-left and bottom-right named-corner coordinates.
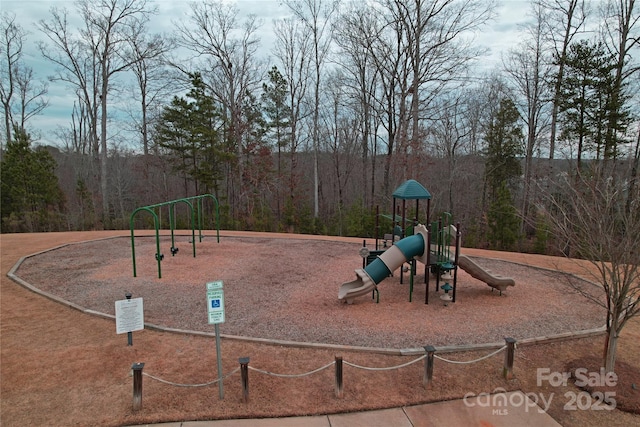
top-left (453, 223), bottom-right (461, 303)
top-left (215, 323), bottom-right (224, 400)
top-left (362, 240), bottom-right (366, 269)
top-left (409, 259), bottom-right (415, 302)
top-left (125, 292), bottom-right (133, 346)
top-left (425, 228), bottom-right (431, 304)
top-left (169, 202), bottom-right (176, 253)
top-left (375, 205), bottom-right (380, 250)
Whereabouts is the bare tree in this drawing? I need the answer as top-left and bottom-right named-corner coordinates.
top-left (129, 32), bottom-right (175, 157)
top-left (428, 91), bottom-right (474, 215)
top-left (394, 0), bottom-right (495, 177)
top-left (127, 32), bottom-right (178, 208)
top-left (38, 7), bottom-right (100, 161)
top-left (541, 166), bottom-right (640, 373)
top-left (53, 96), bottom-right (102, 230)
top-left (503, 1), bottom-right (553, 237)
top-left (0, 12), bottom-right (21, 146)
top-left (272, 17), bottom-right (313, 211)
top-left (0, 12), bottom-right (48, 149)
top-left (284, 0), bottom-right (339, 219)
top-left (176, 0), bottom-right (264, 219)
top-left (627, 126), bottom-right (640, 215)
top-left (599, 0), bottom-right (639, 159)
top-left (359, 3), bottom-right (407, 197)
top-left (333, 4), bottom-right (381, 208)
top-left (362, 0), bottom-right (496, 195)
top-left (13, 67), bottom-right (49, 133)
top-left (38, 0), bottom-right (157, 227)
top-left (540, 0), bottom-right (589, 160)
top-left (108, 141), bottom-right (136, 222)
top-left (471, 73), bottom-right (515, 220)
top-left (318, 69), bottom-right (359, 227)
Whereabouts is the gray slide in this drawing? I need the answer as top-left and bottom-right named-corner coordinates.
top-left (457, 254), bottom-right (515, 293)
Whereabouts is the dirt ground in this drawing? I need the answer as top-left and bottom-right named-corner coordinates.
top-left (1, 230), bottom-right (639, 427)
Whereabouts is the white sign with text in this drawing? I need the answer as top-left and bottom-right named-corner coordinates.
top-left (206, 281), bottom-right (225, 324)
top-left (115, 297), bottom-right (144, 334)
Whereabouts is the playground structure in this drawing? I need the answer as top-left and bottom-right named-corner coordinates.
top-left (129, 194), bottom-right (220, 278)
top-left (338, 180), bottom-right (515, 304)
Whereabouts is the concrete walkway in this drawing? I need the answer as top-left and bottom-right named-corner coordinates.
top-left (130, 391), bottom-right (562, 427)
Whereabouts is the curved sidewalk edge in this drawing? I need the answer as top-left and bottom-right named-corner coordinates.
top-left (125, 391), bottom-right (561, 427)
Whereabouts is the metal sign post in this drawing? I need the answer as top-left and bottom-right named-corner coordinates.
top-left (206, 281), bottom-right (225, 400)
top-left (125, 292), bottom-right (133, 345)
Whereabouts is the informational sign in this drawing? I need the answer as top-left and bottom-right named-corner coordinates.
top-left (206, 280), bottom-right (226, 399)
top-left (206, 281), bottom-right (225, 324)
top-left (115, 297), bottom-right (144, 334)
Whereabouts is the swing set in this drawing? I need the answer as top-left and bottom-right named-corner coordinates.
top-left (129, 194), bottom-right (220, 278)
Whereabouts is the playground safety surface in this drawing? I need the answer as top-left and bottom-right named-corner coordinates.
top-left (14, 233), bottom-right (605, 349)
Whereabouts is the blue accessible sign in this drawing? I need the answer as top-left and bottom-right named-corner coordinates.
top-left (206, 281), bottom-right (225, 324)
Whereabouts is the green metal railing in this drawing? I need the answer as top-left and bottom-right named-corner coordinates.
top-left (430, 212), bottom-right (454, 268)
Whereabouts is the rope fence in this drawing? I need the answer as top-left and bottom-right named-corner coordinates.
top-left (248, 361), bottom-right (335, 378)
top-left (130, 337), bottom-right (518, 410)
top-left (433, 346), bottom-right (506, 364)
top-left (344, 354), bottom-right (426, 371)
top-left (142, 367), bottom-right (240, 387)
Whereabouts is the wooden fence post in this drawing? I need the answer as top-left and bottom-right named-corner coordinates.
top-left (503, 337), bottom-right (516, 380)
top-left (132, 362), bottom-right (144, 411)
top-left (335, 356), bottom-right (343, 398)
top-left (424, 346), bottom-right (435, 388)
top-left (239, 357), bottom-right (250, 403)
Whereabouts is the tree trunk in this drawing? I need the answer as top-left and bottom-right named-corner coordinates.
top-left (604, 324), bottom-right (619, 373)
top-left (626, 128), bottom-right (640, 214)
top-left (100, 88), bottom-right (109, 228)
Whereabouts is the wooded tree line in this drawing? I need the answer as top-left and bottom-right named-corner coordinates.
top-left (1, 0), bottom-right (639, 255)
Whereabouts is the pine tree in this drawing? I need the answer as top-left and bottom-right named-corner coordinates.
top-left (262, 66), bottom-right (291, 223)
top-left (558, 40), bottom-right (631, 164)
top-left (1, 127), bottom-right (65, 232)
top-left (155, 73), bottom-right (222, 196)
top-left (75, 178), bottom-right (96, 231)
top-left (483, 98), bottom-right (524, 198)
top-left (558, 40), bottom-right (601, 166)
top-left (487, 181), bottom-right (520, 251)
top-left (262, 66), bottom-right (291, 152)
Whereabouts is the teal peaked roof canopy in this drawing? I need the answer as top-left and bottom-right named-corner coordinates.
top-left (392, 179), bottom-right (431, 200)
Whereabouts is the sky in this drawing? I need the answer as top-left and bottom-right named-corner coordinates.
top-left (1, 0), bottom-right (534, 148)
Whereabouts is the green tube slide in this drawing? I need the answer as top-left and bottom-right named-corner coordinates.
top-left (363, 258), bottom-right (391, 284)
top-left (364, 233), bottom-right (425, 284)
